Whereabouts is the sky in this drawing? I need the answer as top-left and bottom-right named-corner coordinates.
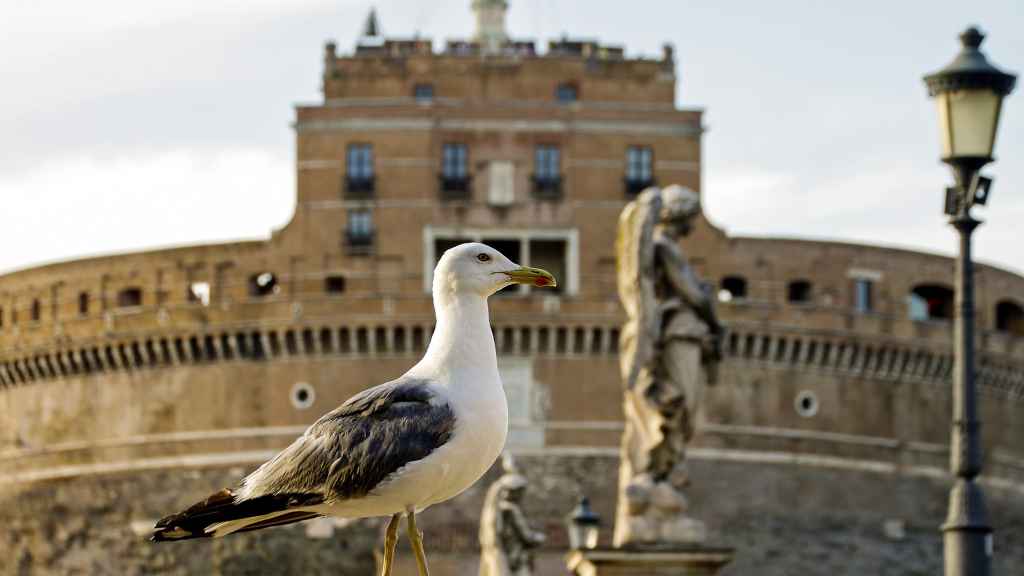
top-left (1, 0), bottom-right (1022, 275)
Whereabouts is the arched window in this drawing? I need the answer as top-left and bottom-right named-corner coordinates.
top-left (908, 284), bottom-right (954, 321)
top-left (249, 272), bottom-right (279, 297)
top-left (116, 287), bottom-right (143, 308)
top-left (787, 280), bottom-right (813, 304)
top-left (995, 300), bottom-right (1024, 336)
top-left (719, 276), bottom-right (748, 302)
top-left (31, 299), bottom-right (42, 321)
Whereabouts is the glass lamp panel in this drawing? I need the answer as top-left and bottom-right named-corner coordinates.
top-left (936, 94), bottom-right (953, 158)
top-left (942, 89), bottom-right (1002, 158)
top-left (567, 524), bottom-right (582, 549)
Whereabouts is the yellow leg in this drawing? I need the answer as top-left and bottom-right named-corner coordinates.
top-left (406, 507), bottom-right (431, 576)
top-left (380, 514), bottom-right (401, 576)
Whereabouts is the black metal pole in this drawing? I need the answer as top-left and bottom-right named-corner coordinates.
top-left (942, 167), bottom-right (992, 575)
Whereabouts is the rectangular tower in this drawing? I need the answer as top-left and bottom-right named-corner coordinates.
top-left (283, 19), bottom-right (703, 316)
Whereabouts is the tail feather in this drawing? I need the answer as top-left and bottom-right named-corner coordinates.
top-left (150, 488), bottom-right (324, 542)
top-left (234, 511), bottom-right (323, 534)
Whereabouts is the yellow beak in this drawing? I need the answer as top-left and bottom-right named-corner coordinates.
top-left (503, 266), bottom-right (558, 288)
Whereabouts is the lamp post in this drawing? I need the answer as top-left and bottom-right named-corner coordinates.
top-left (566, 496), bottom-right (601, 550)
top-left (923, 26), bottom-right (1016, 576)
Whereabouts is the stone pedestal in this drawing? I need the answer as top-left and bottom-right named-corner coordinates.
top-left (567, 546), bottom-right (733, 576)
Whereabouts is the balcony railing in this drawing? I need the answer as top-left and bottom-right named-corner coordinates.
top-left (344, 176), bottom-right (375, 199)
top-left (624, 177), bottom-right (655, 196)
top-left (344, 230), bottom-right (375, 255)
top-left (439, 175), bottom-right (471, 201)
top-left (531, 175), bottom-right (563, 200)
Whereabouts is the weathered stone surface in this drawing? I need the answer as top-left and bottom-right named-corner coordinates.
top-left (0, 468), bottom-right (378, 575)
top-left (6, 455), bottom-right (1019, 575)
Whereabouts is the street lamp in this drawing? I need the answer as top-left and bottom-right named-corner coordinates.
top-left (923, 26), bottom-right (1016, 576)
top-left (566, 496), bottom-right (601, 550)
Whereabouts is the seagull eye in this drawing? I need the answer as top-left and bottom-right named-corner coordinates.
top-left (477, 253), bottom-right (491, 263)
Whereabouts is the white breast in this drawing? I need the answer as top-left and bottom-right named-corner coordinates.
top-left (423, 372), bottom-right (509, 505)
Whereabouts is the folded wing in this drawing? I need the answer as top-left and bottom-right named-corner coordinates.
top-left (151, 376), bottom-right (455, 541)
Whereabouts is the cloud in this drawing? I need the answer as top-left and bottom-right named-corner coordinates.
top-left (0, 148), bottom-right (295, 274)
top-left (705, 163), bottom-right (1024, 276)
top-left (1, 0), bottom-right (347, 35)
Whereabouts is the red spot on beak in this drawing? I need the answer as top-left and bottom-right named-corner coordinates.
top-left (534, 277), bottom-right (550, 287)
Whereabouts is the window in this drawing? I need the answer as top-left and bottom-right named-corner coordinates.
top-left (533, 145), bottom-right (562, 199)
top-left (625, 146), bottom-right (654, 195)
top-left (31, 299), bottom-right (41, 322)
top-left (529, 239), bottom-right (567, 294)
top-left (908, 284), bottom-right (953, 321)
top-left (413, 83), bottom-right (434, 101)
top-left (0, 306), bottom-right (4, 328)
top-left (787, 280), bottom-right (813, 304)
top-left (78, 292), bottom-right (89, 316)
top-left (440, 143), bottom-right (470, 199)
top-left (249, 273), bottom-right (279, 297)
top-left (442, 144), bottom-right (468, 179)
top-left (996, 300), bottom-right (1024, 336)
top-left (117, 288), bottom-right (143, 308)
top-left (346, 144), bottom-right (374, 196)
top-left (854, 278), bottom-right (874, 314)
top-left (794, 390), bottom-right (819, 418)
top-left (535, 146), bottom-right (560, 179)
top-left (556, 82), bottom-right (578, 103)
top-left (325, 275), bottom-right (347, 294)
top-left (347, 144), bottom-right (374, 179)
top-left (718, 276), bottom-right (748, 302)
top-left (290, 382), bottom-right (316, 410)
top-left (346, 210), bottom-right (374, 253)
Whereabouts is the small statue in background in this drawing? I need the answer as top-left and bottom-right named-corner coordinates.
top-left (479, 454), bottom-right (546, 576)
top-left (614, 185), bottom-right (723, 546)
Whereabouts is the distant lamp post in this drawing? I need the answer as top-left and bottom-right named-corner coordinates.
top-left (923, 26), bottom-right (1016, 576)
top-left (566, 496), bottom-right (601, 550)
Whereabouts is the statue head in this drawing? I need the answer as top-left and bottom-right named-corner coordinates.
top-left (498, 474), bottom-right (528, 503)
top-left (496, 453), bottom-right (528, 503)
top-left (658, 185), bottom-right (700, 238)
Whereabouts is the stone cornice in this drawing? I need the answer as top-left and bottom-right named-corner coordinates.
top-left (2, 320), bottom-right (1022, 400)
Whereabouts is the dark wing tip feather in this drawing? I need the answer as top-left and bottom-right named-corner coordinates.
top-left (149, 487), bottom-right (324, 543)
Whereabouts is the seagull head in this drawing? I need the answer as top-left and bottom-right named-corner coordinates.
top-left (434, 242), bottom-right (558, 298)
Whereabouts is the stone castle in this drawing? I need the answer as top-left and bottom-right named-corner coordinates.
top-left (1, 2), bottom-right (1022, 574)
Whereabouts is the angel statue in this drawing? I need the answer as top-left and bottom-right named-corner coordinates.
top-left (479, 454), bottom-right (546, 576)
top-left (613, 185), bottom-right (723, 547)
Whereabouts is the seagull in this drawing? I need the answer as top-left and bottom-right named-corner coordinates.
top-left (150, 243), bottom-right (557, 576)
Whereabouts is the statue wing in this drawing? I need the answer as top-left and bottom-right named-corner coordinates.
top-left (616, 189), bottom-right (662, 390)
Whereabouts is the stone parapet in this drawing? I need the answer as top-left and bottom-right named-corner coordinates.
top-left (567, 547), bottom-right (733, 576)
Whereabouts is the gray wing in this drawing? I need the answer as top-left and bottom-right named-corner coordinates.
top-left (240, 375), bottom-right (456, 501)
